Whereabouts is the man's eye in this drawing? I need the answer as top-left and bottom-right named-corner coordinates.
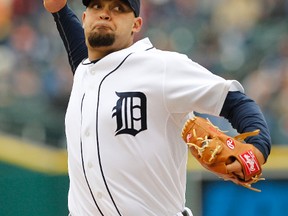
top-left (113, 6), bottom-right (124, 12)
top-left (92, 4), bottom-right (101, 9)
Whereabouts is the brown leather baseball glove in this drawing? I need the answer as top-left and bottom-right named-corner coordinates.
top-left (182, 116), bottom-right (264, 192)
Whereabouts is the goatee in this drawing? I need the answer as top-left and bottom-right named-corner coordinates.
top-left (88, 32), bottom-right (115, 47)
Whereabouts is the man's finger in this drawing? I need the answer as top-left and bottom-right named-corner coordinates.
top-left (227, 160), bottom-right (244, 179)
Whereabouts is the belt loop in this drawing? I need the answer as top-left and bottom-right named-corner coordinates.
top-left (182, 207), bottom-right (193, 216)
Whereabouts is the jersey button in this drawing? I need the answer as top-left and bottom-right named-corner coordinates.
top-left (85, 129), bottom-right (90, 137)
top-left (88, 162), bottom-right (93, 168)
top-left (97, 192), bottom-right (102, 199)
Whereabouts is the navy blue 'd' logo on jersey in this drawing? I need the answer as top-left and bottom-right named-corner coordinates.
top-left (112, 91), bottom-right (147, 136)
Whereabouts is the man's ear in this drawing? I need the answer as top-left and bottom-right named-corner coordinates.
top-left (132, 17), bottom-right (143, 33)
top-left (82, 12), bottom-right (86, 28)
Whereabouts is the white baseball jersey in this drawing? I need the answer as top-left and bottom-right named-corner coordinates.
top-left (65, 38), bottom-right (243, 216)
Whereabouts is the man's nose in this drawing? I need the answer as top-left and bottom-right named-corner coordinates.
top-left (99, 9), bottom-right (111, 20)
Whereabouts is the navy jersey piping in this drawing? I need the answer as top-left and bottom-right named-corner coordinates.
top-left (94, 53), bottom-right (133, 216)
top-left (80, 93), bottom-right (104, 216)
top-left (94, 47), bottom-right (153, 215)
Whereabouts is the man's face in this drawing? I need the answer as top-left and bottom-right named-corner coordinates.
top-left (82, 0), bottom-right (142, 54)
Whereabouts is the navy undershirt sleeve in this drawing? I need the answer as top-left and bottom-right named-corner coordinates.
top-left (52, 4), bottom-right (88, 74)
top-left (220, 91), bottom-right (271, 161)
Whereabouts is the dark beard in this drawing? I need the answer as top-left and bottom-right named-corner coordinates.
top-left (88, 32), bottom-right (115, 48)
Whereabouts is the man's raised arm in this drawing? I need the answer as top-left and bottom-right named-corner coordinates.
top-left (44, 0), bottom-right (88, 73)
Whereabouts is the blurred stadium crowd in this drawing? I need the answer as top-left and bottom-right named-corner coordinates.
top-left (0, 0), bottom-right (288, 147)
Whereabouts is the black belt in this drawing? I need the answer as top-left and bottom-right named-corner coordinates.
top-left (70, 210), bottom-right (190, 216)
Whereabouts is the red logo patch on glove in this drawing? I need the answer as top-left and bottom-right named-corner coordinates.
top-left (226, 138), bottom-right (235, 149)
top-left (239, 150), bottom-right (261, 176)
